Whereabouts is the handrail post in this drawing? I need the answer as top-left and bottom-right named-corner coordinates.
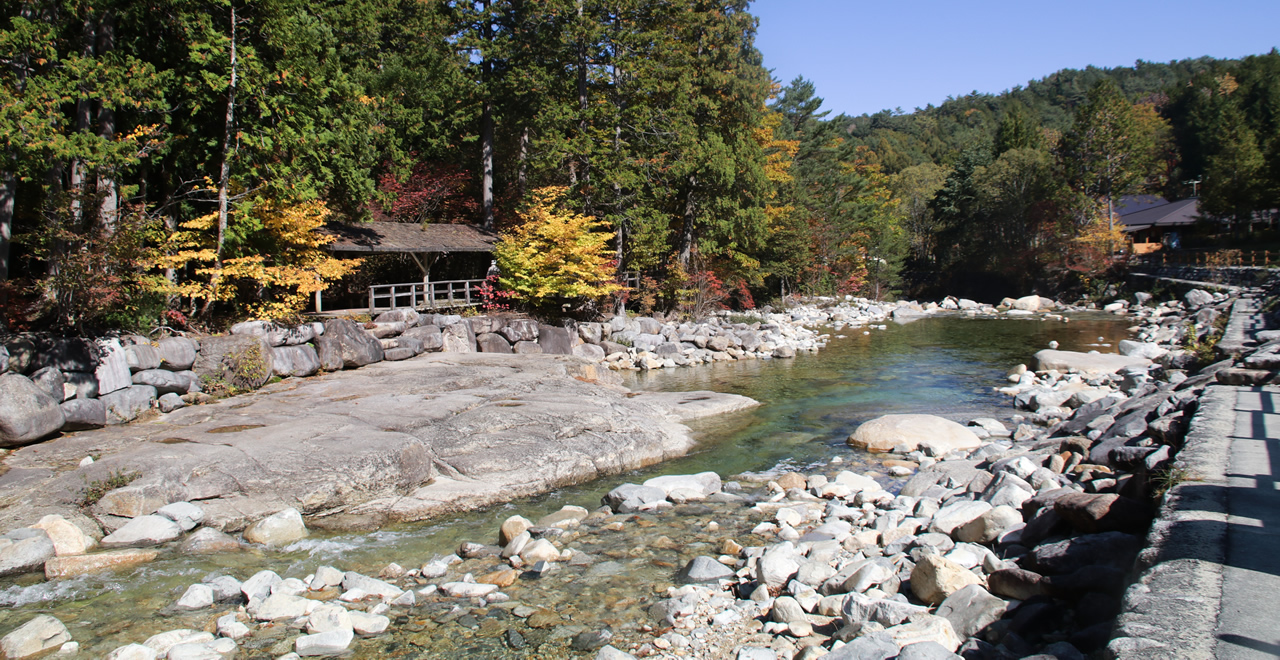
top-left (368, 286), bottom-right (375, 314)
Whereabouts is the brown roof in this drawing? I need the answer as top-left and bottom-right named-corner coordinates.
top-left (324, 222), bottom-right (497, 254)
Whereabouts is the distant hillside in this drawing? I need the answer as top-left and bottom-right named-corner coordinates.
top-left (832, 56), bottom-right (1231, 173)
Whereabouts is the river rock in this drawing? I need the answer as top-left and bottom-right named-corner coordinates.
top-left (1026, 531), bottom-right (1143, 575)
top-left (157, 393), bottom-right (184, 413)
top-left (1052, 492), bottom-right (1151, 534)
top-left (44, 549), bottom-right (159, 578)
top-left (0, 529), bottom-right (55, 577)
top-left (341, 571), bottom-right (404, 599)
top-left (954, 505), bottom-right (1022, 544)
top-left (0, 615), bottom-right (72, 659)
top-left (573, 343), bottom-right (607, 360)
top-left (296, 627), bottom-right (354, 656)
top-left (929, 500), bottom-right (992, 536)
top-left (101, 385), bottom-right (157, 424)
top-left (887, 614), bottom-right (962, 652)
top-left (936, 584), bottom-right (1007, 639)
top-left (243, 508), bottom-right (308, 547)
top-left (105, 644), bottom-right (157, 660)
top-left (757, 542), bottom-right (801, 591)
top-left (101, 515), bottom-right (183, 547)
top-left (911, 555), bottom-right (982, 606)
top-left (349, 611), bottom-right (390, 635)
top-left (643, 472), bottom-right (722, 497)
top-left (520, 538), bottom-right (561, 563)
top-left (603, 483), bottom-right (668, 512)
top-left (314, 319), bottom-right (383, 370)
top-left (987, 567), bottom-right (1047, 600)
top-left (499, 515), bottom-right (533, 546)
top-left (1033, 349), bottom-right (1151, 374)
top-left (897, 641), bottom-right (962, 660)
top-left (252, 593), bottom-right (312, 621)
top-left (441, 582), bottom-right (499, 598)
top-left (30, 514), bottom-right (95, 556)
top-left (306, 603), bottom-right (352, 634)
top-left (95, 484), bottom-right (165, 519)
top-left (156, 502), bottom-right (205, 531)
top-left (677, 556), bottom-right (735, 584)
top-left (848, 414), bottom-right (981, 454)
top-left (241, 570), bottom-right (282, 602)
top-left (142, 630), bottom-right (212, 656)
top-left (175, 584), bottom-right (214, 610)
top-left (0, 373), bottom-right (66, 447)
top-left (272, 345), bottom-right (321, 378)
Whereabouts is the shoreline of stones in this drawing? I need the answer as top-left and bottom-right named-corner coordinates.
top-left (0, 292), bottom-right (1074, 452)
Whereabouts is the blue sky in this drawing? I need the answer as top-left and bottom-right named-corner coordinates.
top-left (751, 0), bottom-right (1280, 118)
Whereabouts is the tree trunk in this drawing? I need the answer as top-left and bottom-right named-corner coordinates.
top-left (96, 10), bottom-right (117, 234)
top-left (575, 0), bottom-right (589, 209)
top-left (0, 171), bottom-right (13, 284)
top-left (479, 0), bottom-right (494, 231)
top-left (69, 12), bottom-right (95, 233)
top-left (215, 5), bottom-right (237, 265)
top-left (678, 177), bottom-right (697, 271)
top-left (516, 125), bottom-right (529, 200)
top-left (207, 5), bottom-right (237, 316)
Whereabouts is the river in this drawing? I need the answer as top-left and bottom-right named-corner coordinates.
top-left (0, 313), bottom-right (1132, 658)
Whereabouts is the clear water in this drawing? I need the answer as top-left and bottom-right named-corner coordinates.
top-left (0, 314), bottom-right (1132, 658)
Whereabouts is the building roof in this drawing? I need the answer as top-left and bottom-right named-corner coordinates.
top-left (324, 222), bottom-right (498, 254)
top-left (1118, 198), bottom-right (1202, 233)
top-left (1115, 194), bottom-right (1170, 216)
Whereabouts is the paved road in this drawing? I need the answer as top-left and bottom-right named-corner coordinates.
top-left (1217, 385), bottom-right (1280, 658)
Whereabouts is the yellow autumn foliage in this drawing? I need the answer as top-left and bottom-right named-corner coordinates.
top-left (149, 198), bottom-right (361, 319)
top-left (494, 187), bottom-right (621, 308)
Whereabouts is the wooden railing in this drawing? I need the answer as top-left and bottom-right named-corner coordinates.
top-left (367, 279), bottom-right (486, 313)
top-left (1132, 249), bottom-right (1279, 268)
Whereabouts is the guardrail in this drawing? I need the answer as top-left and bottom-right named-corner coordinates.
top-left (367, 279), bottom-right (486, 313)
top-left (1131, 249), bottom-right (1279, 268)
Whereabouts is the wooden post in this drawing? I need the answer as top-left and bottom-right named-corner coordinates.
top-left (315, 289), bottom-right (322, 314)
top-left (368, 286), bottom-right (375, 314)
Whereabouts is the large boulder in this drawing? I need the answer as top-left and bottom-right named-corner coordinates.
top-left (194, 334), bottom-right (276, 388)
top-left (0, 615), bottom-right (72, 659)
top-left (440, 322), bottom-right (476, 353)
top-left (131, 369), bottom-right (190, 395)
top-left (910, 555), bottom-right (983, 605)
top-left (243, 508), bottom-right (308, 547)
top-left (475, 333), bottom-right (513, 354)
top-left (43, 549), bottom-right (158, 579)
top-left (271, 345), bottom-right (321, 378)
top-left (101, 385), bottom-right (157, 424)
top-left (100, 515), bottom-right (183, 547)
top-left (537, 325), bottom-right (575, 355)
top-left (94, 338), bottom-right (132, 396)
top-left (1012, 295), bottom-right (1044, 311)
top-left (1052, 493), bottom-right (1151, 534)
top-left (315, 320), bottom-right (383, 370)
top-left (157, 337), bottom-right (198, 371)
top-left (500, 319), bottom-right (539, 343)
top-left (0, 529), bottom-right (56, 577)
top-left (28, 367), bottom-right (66, 403)
top-left (848, 414), bottom-right (982, 455)
top-left (124, 342), bottom-right (163, 372)
top-left (0, 373), bottom-right (66, 446)
top-left (1033, 349), bottom-right (1151, 375)
top-left (32, 336), bottom-right (97, 372)
top-left (30, 514), bottom-right (96, 556)
top-left (402, 325), bottom-right (444, 351)
top-left (936, 584), bottom-right (1007, 639)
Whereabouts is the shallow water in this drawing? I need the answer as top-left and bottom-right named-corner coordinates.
top-left (0, 313), bottom-right (1133, 658)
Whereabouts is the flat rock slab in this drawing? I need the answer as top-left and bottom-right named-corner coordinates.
top-left (1034, 349), bottom-right (1151, 374)
top-left (0, 354), bottom-right (758, 533)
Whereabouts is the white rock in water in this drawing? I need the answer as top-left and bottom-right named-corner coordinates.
top-left (30, 514), bottom-right (96, 556)
top-left (306, 603), bottom-right (352, 634)
top-left (349, 611), bottom-right (390, 635)
top-left (216, 614), bottom-right (251, 641)
top-left (175, 583), bottom-right (214, 610)
top-left (251, 593), bottom-right (312, 621)
top-left (440, 582), bottom-right (499, 598)
top-left (105, 644), bottom-right (158, 660)
top-left (142, 630), bottom-right (213, 656)
top-left (848, 414), bottom-right (982, 455)
top-left (101, 515), bottom-right (183, 548)
top-left (156, 502), bottom-right (205, 531)
top-left (241, 570), bottom-right (282, 602)
top-left (0, 615), bottom-right (72, 659)
top-left (243, 508), bottom-right (308, 547)
top-left (295, 627), bottom-right (354, 656)
top-left (340, 571), bottom-right (403, 598)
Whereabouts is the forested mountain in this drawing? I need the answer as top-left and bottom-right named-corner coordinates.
top-left (0, 0), bottom-right (1276, 330)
